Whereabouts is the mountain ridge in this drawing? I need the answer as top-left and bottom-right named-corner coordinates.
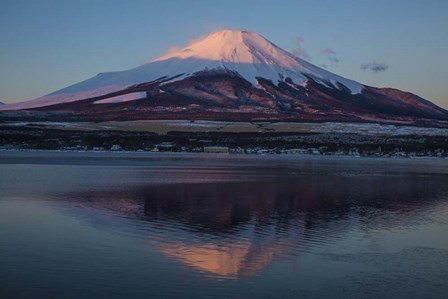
top-left (1, 29), bottom-right (447, 125)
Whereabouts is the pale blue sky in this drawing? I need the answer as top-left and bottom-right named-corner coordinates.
top-left (1, 0), bottom-right (447, 108)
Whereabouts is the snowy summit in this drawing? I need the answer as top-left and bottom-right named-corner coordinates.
top-left (152, 30), bottom-right (362, 93)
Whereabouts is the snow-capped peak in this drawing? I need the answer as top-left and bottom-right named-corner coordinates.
top-left (153, 30), bottom-right (298, 67)
top-left (152, 29), bottom-right (362, 93)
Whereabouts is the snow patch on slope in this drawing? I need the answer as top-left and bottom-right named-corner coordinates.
top-left (94, 92), bottom-right (146, 104)
top-left (1, 84), bottom-right (130, 110)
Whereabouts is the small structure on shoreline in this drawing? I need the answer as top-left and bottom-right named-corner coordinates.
top-left (204, 146), bottom-right (229, 154)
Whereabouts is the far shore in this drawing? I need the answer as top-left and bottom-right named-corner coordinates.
top-left (0, 148), bottom-right (446, 160)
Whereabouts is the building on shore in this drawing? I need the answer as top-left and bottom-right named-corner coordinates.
top-left (203, 146), bottom-right (229, 154)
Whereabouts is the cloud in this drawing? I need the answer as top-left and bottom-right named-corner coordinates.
top-left (329, 56), bottom-right (341, 66)
top-left (160, 32), bottom-right (211, 57)
top-left (291, 36), bottom-right (311, 61)
top-left (320, 47), bottom-right (340, 68)
top-left (165, 46), bottom-right (181, 54)
top-left (161, 27), bottom-right (235, 56)
top-left (361, 62), bottom-right (389, 73)
top-left (321, 48), bottom-right (336, 56)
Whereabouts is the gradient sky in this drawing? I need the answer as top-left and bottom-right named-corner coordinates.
top-left (1, 0), bottom-right (447, 108)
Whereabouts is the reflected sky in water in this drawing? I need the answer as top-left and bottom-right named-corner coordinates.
top-left (1, 152), bottom-right (448, 298)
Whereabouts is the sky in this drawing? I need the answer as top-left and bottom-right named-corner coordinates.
top-left (1, 0), bottom-right (447, 108)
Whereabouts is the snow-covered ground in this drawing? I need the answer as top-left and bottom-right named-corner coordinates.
top-left (2, 120), bottom-right (448, 136)
top-left (270, 122), bottom-right (448, 136)
top-left (93, 92), bottom-right (146, 104)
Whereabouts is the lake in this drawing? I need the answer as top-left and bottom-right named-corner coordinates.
top-left (1, 151), bottom-right (448, 299)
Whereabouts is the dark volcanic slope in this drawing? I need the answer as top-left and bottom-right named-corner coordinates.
top-left (33, 71), bottom-right (448, 124)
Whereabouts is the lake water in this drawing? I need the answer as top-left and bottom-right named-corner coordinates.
top-left (1, 151), bottom-right (448, 299)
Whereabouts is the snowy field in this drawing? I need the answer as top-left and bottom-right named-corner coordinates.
top-left (2, 120), bottom-right (448, 136)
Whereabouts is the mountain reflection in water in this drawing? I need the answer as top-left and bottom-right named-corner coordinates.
top-left (62, 172), bottom-right (448, 278)
top-left (2, 153), bottom-right (448, 299)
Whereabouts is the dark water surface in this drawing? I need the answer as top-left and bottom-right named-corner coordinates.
top-left (1, 151), bottom-right (448, 299)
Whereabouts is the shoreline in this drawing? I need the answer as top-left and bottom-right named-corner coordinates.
top-left (2, 124), bottom-right (447, 159)
top-left (1, 147), bottom-right (446, 160)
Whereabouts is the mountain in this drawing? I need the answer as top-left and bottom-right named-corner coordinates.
top-left (1, 30), bottom-right (447, 124)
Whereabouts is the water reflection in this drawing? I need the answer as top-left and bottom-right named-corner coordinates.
top-left (158, 240), bottom-right (291, 277)
top-left (61, 172), bottom-right (448, 278)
